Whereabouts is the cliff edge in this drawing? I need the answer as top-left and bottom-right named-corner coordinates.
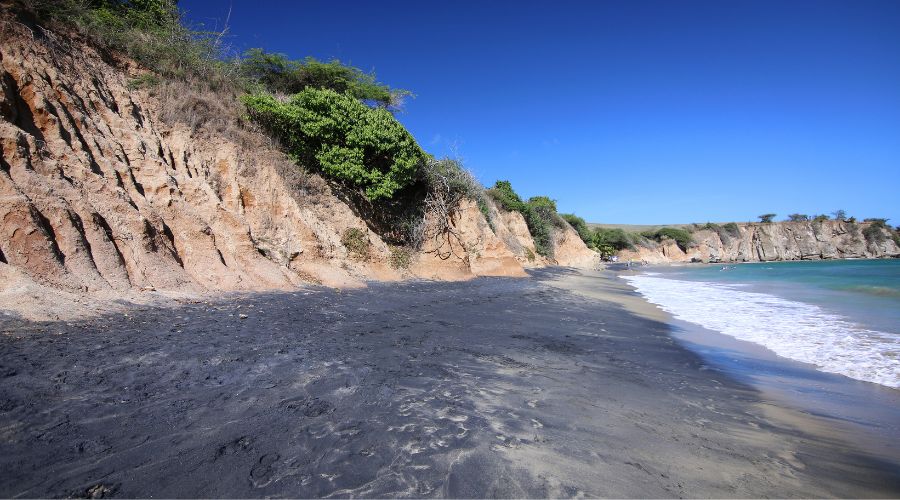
top-left (0, 16), bottom-right (596, 319)
top-left (619, 220), bottom-right (900, 264)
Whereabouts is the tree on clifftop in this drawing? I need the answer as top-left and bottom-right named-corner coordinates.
top-left (787, 213), bottom-right (809, 222)
top-left (758, 213), bottom-right (776, 223)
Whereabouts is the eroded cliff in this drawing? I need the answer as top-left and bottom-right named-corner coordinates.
top-left (619, 220), bottom-right (900, 264)
top-left (0, 17), bottom-right (596, 318)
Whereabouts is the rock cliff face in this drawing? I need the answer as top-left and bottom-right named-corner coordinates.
top-left (553, 224), bottom-right (601, 268)
top-left (409, 199), bottom-right (527, 280)
top-left (619, 221), bottom-right (900, 264)
top-left (485, 205), bottom-right (599, 269)
top-left (0, 17), bottom-right (596, 317)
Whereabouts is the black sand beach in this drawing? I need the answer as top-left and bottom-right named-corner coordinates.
top-left (1, 268), bottom-right (898, 498)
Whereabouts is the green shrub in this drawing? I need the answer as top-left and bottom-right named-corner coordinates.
top-left (127, 73), bottom-right (161, 90)
top-left (486, 181), bottom-right (559, 257)
top-left (758, 213), bottom-right (776, 223)
top-left (862, 219), bottom-right (889, 244)
top-left (521, 205), bottom-right (553, 257)
top-left (341, 227), bottom-right (369, 259)
top-left (844, 218), bottom-right (860, 242)
top-left (477, 198), bottom-right (494, 232)
top-left (862, 225), bottom-right (887, 244)
top-left (242, 89), bottom-right (425, 200)
top-left (787, 213), bottom-right (809, 222)
top-left (561, 213), bottom-right (592, 244)
top-left (524, 247), bottom-right (535, 262)
top-left (642, 227), bottom-right (693, 252)
top-left (527, 197), bottom-right (565, 229)
top-left (596, 243), bottom-right (616, 259)
top-left (487, 180), bottom-right (525, 212)
top-left (592, 228), bottom-right (635, 251)
top-left (240, 49), bottom-right (409, 109)
top-left (722, 222), bottom-right (741, 238)
top-left (812, 214), bottom-right (829, 223)
top-left (389, 246), bottom-right (412, 269)
top-left (527, 197), bottom-right (566, 256)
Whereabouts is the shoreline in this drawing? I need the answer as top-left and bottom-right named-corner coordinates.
top-left (545, 267), bottom-right (900, 467)
top-left (1, 268), bottom-right (898, 497)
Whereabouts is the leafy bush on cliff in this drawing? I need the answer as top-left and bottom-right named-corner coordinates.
top-left (592, 228), bottom-right (635, 251)
top-left (561, 214), bottom-right (592, 244)
top-left (242, 89), bottom-right (425, 200)
top-left (862, 219), bottom-right (889, 244)
top-left (487, 181), bottom-right (525, 212)
top-left (595, 243), bottom-right (616, 259)
top-left (486, 181), bottom-right (561, 257)
top-left (389, 246), bottom-right (412, 269)
top-left (526, 197), bottom-right (565, 257)
top-left (641, 227), bottom-right (693, 252)
top-left (527, 197), bottom-right (565, 229)
top-left (341, 228), bottom-right (370, 259)
top-left (757, 213), bottom-right (776, 223)
top-left (722, 222), bottom-right (741, 238)
top-left (240, 49), bottom-right (409, 109)
top-left (787, 213), bottom-right (809, 222)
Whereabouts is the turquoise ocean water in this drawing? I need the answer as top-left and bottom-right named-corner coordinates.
top-left (622, 259), bottom-right (900, 388)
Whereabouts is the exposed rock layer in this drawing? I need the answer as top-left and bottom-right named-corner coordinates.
top-left (619, 221), bottom-right (900, 264)
top-left (0, 17), bottom-right (596, 315)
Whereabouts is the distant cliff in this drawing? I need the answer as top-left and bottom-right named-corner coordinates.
top-left (619, 220), bottom-right (900, 264)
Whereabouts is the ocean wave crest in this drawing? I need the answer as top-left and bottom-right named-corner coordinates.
top-left (622, 275), bottom-right (899, 388)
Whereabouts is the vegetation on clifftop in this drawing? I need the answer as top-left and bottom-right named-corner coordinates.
top-left (25, 0), bottom-right (235, 86)
top-left (23, 0), bottom-right (512, 250)
top-left (240, 48), bottom-right (409, 109)
top-left (561, 214), bottom-right (592, 243)
top-left (641, 228), bottom-right (693, 252)
top-left (487, 181), bottom-right (568, 257)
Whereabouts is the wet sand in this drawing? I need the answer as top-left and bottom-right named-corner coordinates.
top-left (1, 268), bottom-right (898, 497)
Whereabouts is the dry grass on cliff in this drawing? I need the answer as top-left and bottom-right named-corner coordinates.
top-left (149, 79), bottom-right (327, 201)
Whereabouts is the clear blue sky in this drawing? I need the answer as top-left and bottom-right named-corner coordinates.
top-left (181, 0), bottom-right (899, 224)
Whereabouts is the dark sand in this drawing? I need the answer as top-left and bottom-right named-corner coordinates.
top-left (1, 268), bottom-right (898, 498)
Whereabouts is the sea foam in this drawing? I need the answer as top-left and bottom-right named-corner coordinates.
top-left (622, 274), bottom-right (899, 388)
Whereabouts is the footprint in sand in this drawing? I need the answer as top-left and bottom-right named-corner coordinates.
top-left (250, 453), bottom-right (281, 487)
